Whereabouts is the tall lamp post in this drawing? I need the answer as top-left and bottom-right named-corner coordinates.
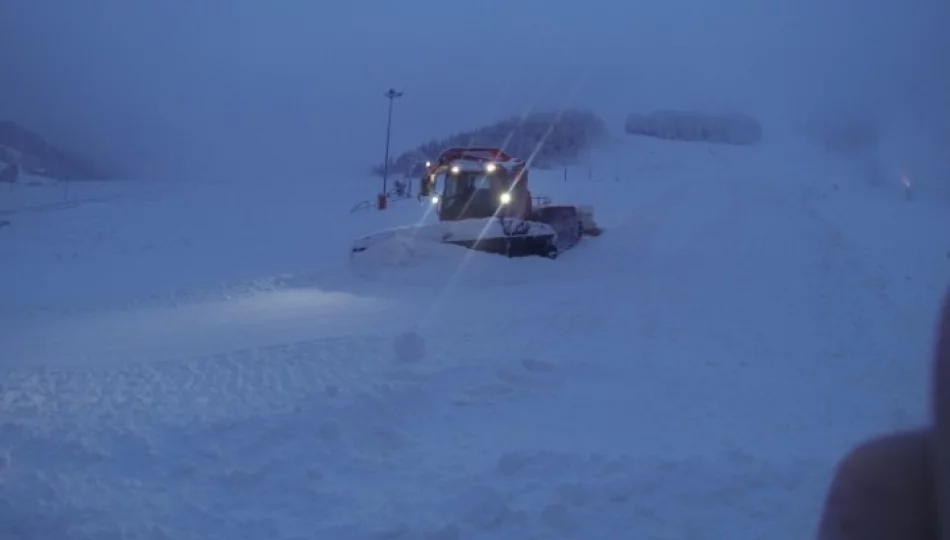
top-left (379, 88), bottom-right (404, 209)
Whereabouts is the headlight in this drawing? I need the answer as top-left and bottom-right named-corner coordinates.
top-left (425, 161), bottom-right (431, 167)
top-left (430, 195), bottom-right (439, 204)
top-left (485, 162), bottom-right (497, 173)
top-left (499, 192), bottom-right (512, 205)
top-left (450, 165), bottom-right (460, 174)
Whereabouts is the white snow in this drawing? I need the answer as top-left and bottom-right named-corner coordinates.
top-left (1, 133), bottom-right (947, 539)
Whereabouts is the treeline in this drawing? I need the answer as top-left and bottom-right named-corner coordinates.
top-left (624, 110), bottom-right (763, 146)
top-left (374, 109), bottom-right (609, 177)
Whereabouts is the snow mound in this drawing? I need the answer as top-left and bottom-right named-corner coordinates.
top-left (625, 110), bottom-right (763, 146)
top-left (351, 224), bottom-right (468, 267)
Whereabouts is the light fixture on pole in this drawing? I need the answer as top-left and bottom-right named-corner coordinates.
top-left (379, 88), bottom-right (404, 210)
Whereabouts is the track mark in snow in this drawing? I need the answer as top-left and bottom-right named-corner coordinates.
top-left (395, 449), bottom-right (831, 539)
top-left (0, 327), bottom-right (597, 539)
top-left (0, 334), bottom-right (411, 425)
top-left (448, 357), bottom-right (569, 406)
top-left (1, 288), bottom-right (398, 369)
top-left (0, 332), bottom-right (445, 539)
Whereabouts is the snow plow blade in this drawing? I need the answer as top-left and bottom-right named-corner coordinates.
top-left (529, 204), bottom-right (587, 254)
top-left (351, 218), bottom-right (564, 259)
top-left (445, 233), bottom-right (558, 258)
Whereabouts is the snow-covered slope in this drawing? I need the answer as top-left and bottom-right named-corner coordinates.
top-left (0, 134), bottom-right (947, 539)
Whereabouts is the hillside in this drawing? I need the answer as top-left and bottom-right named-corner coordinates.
top-left (0, 132), bottom-right (947, 539)
top-left (0, 121), bottom-right (111, 181)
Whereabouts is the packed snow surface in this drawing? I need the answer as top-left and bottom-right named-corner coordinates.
top-left (1, 137), bottom-right (947, 539)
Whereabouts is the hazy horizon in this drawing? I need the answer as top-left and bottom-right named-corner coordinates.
top-left (1, 0), bottom-right (947, 180)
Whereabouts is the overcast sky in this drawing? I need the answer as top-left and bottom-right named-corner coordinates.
top-left (0, 0), bottom-right (946, 180)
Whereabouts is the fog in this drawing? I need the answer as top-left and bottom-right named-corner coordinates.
top-left (1, 0), bottom-right (946, 181)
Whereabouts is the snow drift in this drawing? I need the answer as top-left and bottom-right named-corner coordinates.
top-left (625, 110), bottom-right (763, 146)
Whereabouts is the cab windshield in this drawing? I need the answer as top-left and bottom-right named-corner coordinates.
top-left (441, 172), bottom-right (494, 199)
